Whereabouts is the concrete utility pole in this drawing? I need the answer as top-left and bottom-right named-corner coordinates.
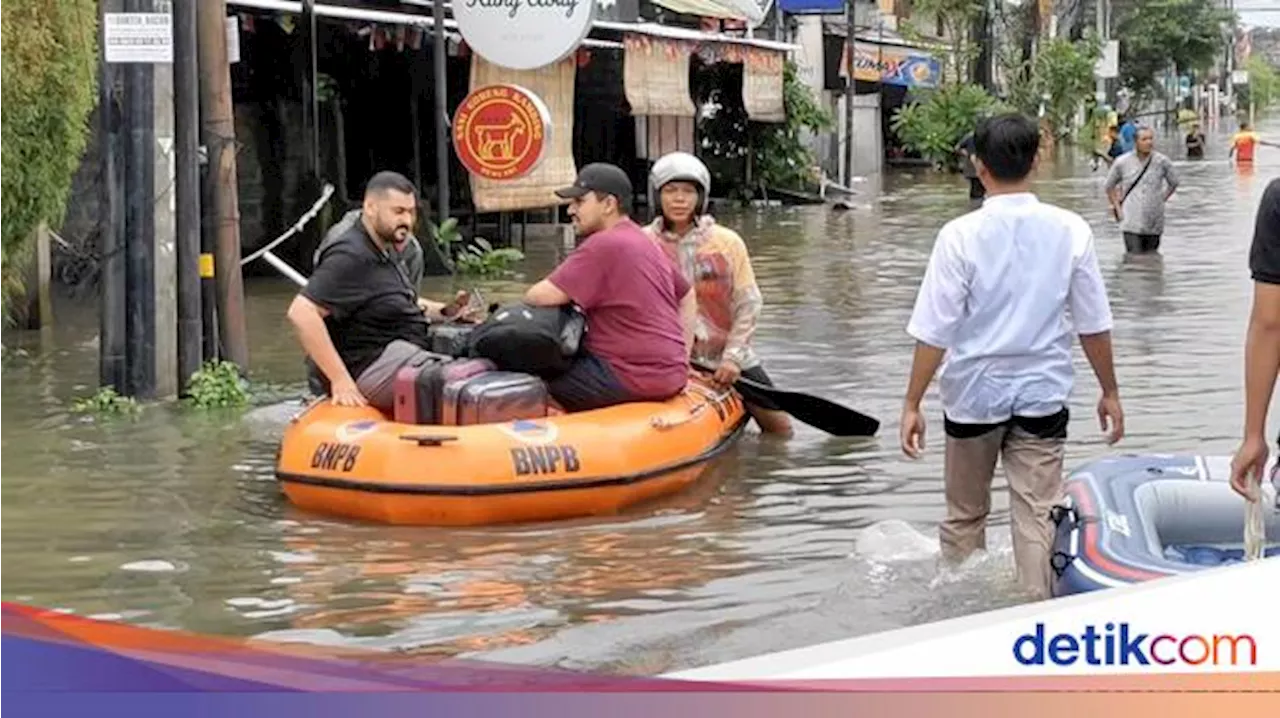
top-left (843, 0), bottom-right (855, 187)
top-left (1226, 0), bottom-right (1236, 117)
top-left (153, 0), bottom-right (178, 400)
top-left (123, 0), bottom-right (157, 399)
top-left (1095, 0), bottom-right (1108, 103)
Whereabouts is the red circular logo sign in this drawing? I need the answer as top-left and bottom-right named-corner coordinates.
top-left (452, 84), bottom-right (551, 181)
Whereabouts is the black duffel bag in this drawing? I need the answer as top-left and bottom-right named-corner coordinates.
top-left (465, 303), bottom-right (586, 377)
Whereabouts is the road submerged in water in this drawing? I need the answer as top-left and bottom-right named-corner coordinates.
top-left (3, 118), bottom-right (1276, 675)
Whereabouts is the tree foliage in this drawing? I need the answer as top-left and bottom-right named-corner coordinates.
top-left (1, 0), bottom-right (100, 316)
top-left (1241, 55), bottom-right (1280, 115)
top-left (1113, 0), bottom-right (1233, 105)
top-left (1002, 36), bottom-right (1102, 140)
top-left (898, 0), bottom-right (985, 85)
top-left (890, 83), bottom-right (1006, 168)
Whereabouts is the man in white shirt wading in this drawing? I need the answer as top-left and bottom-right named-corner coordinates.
top-left (899, 113), bottom-right (1126, 600)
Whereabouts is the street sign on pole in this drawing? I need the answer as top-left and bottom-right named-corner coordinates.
top-left (1094, 40), bottom-right (1119, 80)
top-left (104, 12), bottom-right (173, 64)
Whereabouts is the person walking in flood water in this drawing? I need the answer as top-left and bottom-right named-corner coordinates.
top-left (1104, 126), bottom-right (1179, 254)
top-left (1184, 121), bottom-right (1206, 159)
top-left (1229, 177), bottom-right (1280, 503)
top-left (955, 130), bottom-right (985, 207)
top-left (898, 112), bottom-right (1125, 600)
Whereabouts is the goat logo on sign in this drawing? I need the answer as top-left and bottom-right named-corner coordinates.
top-left (453, 84), bottom-right (551, 181)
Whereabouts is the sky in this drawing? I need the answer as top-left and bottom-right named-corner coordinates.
top-left (1237, 0), bottom-right (1280, 29)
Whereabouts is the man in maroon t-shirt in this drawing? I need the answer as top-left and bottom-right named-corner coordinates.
top-left (524, 163), bottom-right (696, 411)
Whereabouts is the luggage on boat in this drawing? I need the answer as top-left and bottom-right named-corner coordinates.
top-left (392, 358), bottom-right (496, 425)
top-left (441, 371), bottom-right (550, 426)
top-left (466, 303), bottom-right (586, 377)
top-left (427, 322), bottom-right (476, 357)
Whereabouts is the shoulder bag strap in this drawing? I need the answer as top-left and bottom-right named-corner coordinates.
top-left (1120, 156), bottom-right (1153, 206)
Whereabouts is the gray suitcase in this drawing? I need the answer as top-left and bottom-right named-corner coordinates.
top-left (441, 371), bottom-right (550, 426)
top-left (427, 322), bottom-right (476, 357)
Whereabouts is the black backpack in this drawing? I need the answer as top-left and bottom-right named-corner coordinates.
top-left (465, 303), bottom-right (586, 377)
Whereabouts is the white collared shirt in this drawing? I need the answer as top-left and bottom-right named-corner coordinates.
top-left (906, 193), bottom-right (1114, 424)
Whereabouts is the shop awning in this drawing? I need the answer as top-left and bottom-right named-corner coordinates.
top-left (226, 0), bottom-right (799, 53)
top-left (650, 0), bottom-right (767, 24)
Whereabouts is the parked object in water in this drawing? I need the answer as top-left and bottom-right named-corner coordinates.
top-left (275, 373), bottom-right (747, 526)
top-left (1050, 454), bottom-right (1279, 597)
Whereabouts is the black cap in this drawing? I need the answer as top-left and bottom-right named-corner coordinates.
top-left (554, 163), bottom-right (633, 208)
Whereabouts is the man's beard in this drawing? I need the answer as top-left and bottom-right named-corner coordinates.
top-left (376, 222), bottom-right (411, 246)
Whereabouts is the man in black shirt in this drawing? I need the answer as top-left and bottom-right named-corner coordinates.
top-left (1230, 178), bottom-right (1280, 501)
top-left (287, 171), bottom-right (469, 410)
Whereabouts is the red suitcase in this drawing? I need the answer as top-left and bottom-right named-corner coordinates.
top-left (392, 358), bottom-right (496, 425)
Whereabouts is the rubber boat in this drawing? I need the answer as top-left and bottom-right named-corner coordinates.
top-left (274, 377), bottom-right (748, 526)
top-left (1050, 454), bottom-right (1279, 597)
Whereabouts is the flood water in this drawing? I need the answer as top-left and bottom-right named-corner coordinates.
top-left (3, 118), bottom-right (1277, 674)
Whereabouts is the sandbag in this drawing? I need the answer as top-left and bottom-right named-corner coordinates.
top-left (465, 303), bottom-right (586, 377)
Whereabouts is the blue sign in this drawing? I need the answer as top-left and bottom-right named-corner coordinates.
top-left (778, 0), bottom-right (845, 14)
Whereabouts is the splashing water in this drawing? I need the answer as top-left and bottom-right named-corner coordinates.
top-left (853, 519), bottom-right (939, 563)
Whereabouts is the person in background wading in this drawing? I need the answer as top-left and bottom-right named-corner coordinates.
top-left (642, 152), bottom-right (793, 437)
top-left (955, 131), bottom-right (985, 207)
top-left (288, 171), bottom-right (477, 411)
top-left (1103, 126), bottom-right (1179, 254)
top-left (899, 113), bottom-right (1125, 600)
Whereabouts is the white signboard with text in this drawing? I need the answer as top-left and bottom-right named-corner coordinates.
top-left (452, 0), bottom-right (597, 71)
top-left (104, 12), bottom-right (173, 64)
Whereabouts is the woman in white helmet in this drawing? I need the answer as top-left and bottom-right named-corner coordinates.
top-left (644, 151), bottom-right (793, 436)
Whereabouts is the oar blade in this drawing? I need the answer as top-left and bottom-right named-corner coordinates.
top-left (734, 379), bottom-right (880, 437)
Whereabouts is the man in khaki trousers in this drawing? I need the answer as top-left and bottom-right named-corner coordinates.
top-left (898, 113), bottom-right (1126, 600)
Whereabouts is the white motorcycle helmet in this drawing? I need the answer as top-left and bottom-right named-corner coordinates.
top-left (649, 151), bottom-right (712, 215)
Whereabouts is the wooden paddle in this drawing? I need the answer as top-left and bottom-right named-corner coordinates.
top-left (692, 361), bottom-right (880, 437)
top-left (271, 253), bottom-right (879, 437)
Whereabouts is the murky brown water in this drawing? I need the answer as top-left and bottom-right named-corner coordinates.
top-left (4, 118), bottom-right (1277, 674)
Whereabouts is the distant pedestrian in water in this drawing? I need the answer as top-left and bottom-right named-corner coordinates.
top-left (1184, 122), bottom-right (1205, 159)
top-left (1229, 121), bottom-right (1280, 164)
top-left (954, 131), bottom-right (985, 206)
top-left (1104, 126), bottom-right (1179, 254)
top-left (1117, 115), bottom-right (1138, 154)
top-left (1092, 124), bottom-right (1124, 170)
top-left (899, 112), bottom-right (1123, 600)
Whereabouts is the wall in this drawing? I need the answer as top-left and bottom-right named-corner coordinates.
top-left (832, 92), bottom-right (883, 183)
top-left (790, 16), bottom-right (882, 185)
top-left (791, 16), bottom-right (832, 179)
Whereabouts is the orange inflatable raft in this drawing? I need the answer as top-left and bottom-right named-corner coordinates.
top-left (274, 378), bottom-right (748, 526)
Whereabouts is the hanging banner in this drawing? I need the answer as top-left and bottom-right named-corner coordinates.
top-left (452, 84), bottom-right (552, 182)
top-left (743, 47), bottom-right (786, 122)
top-left (468, 56), bottom-right (578, 212)
top-left (840, 41), bottom-right (941, 89)
top-left (452, 0), bottom-right (596, 71)
top-left (623, 34), bottom-right (697, 117)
